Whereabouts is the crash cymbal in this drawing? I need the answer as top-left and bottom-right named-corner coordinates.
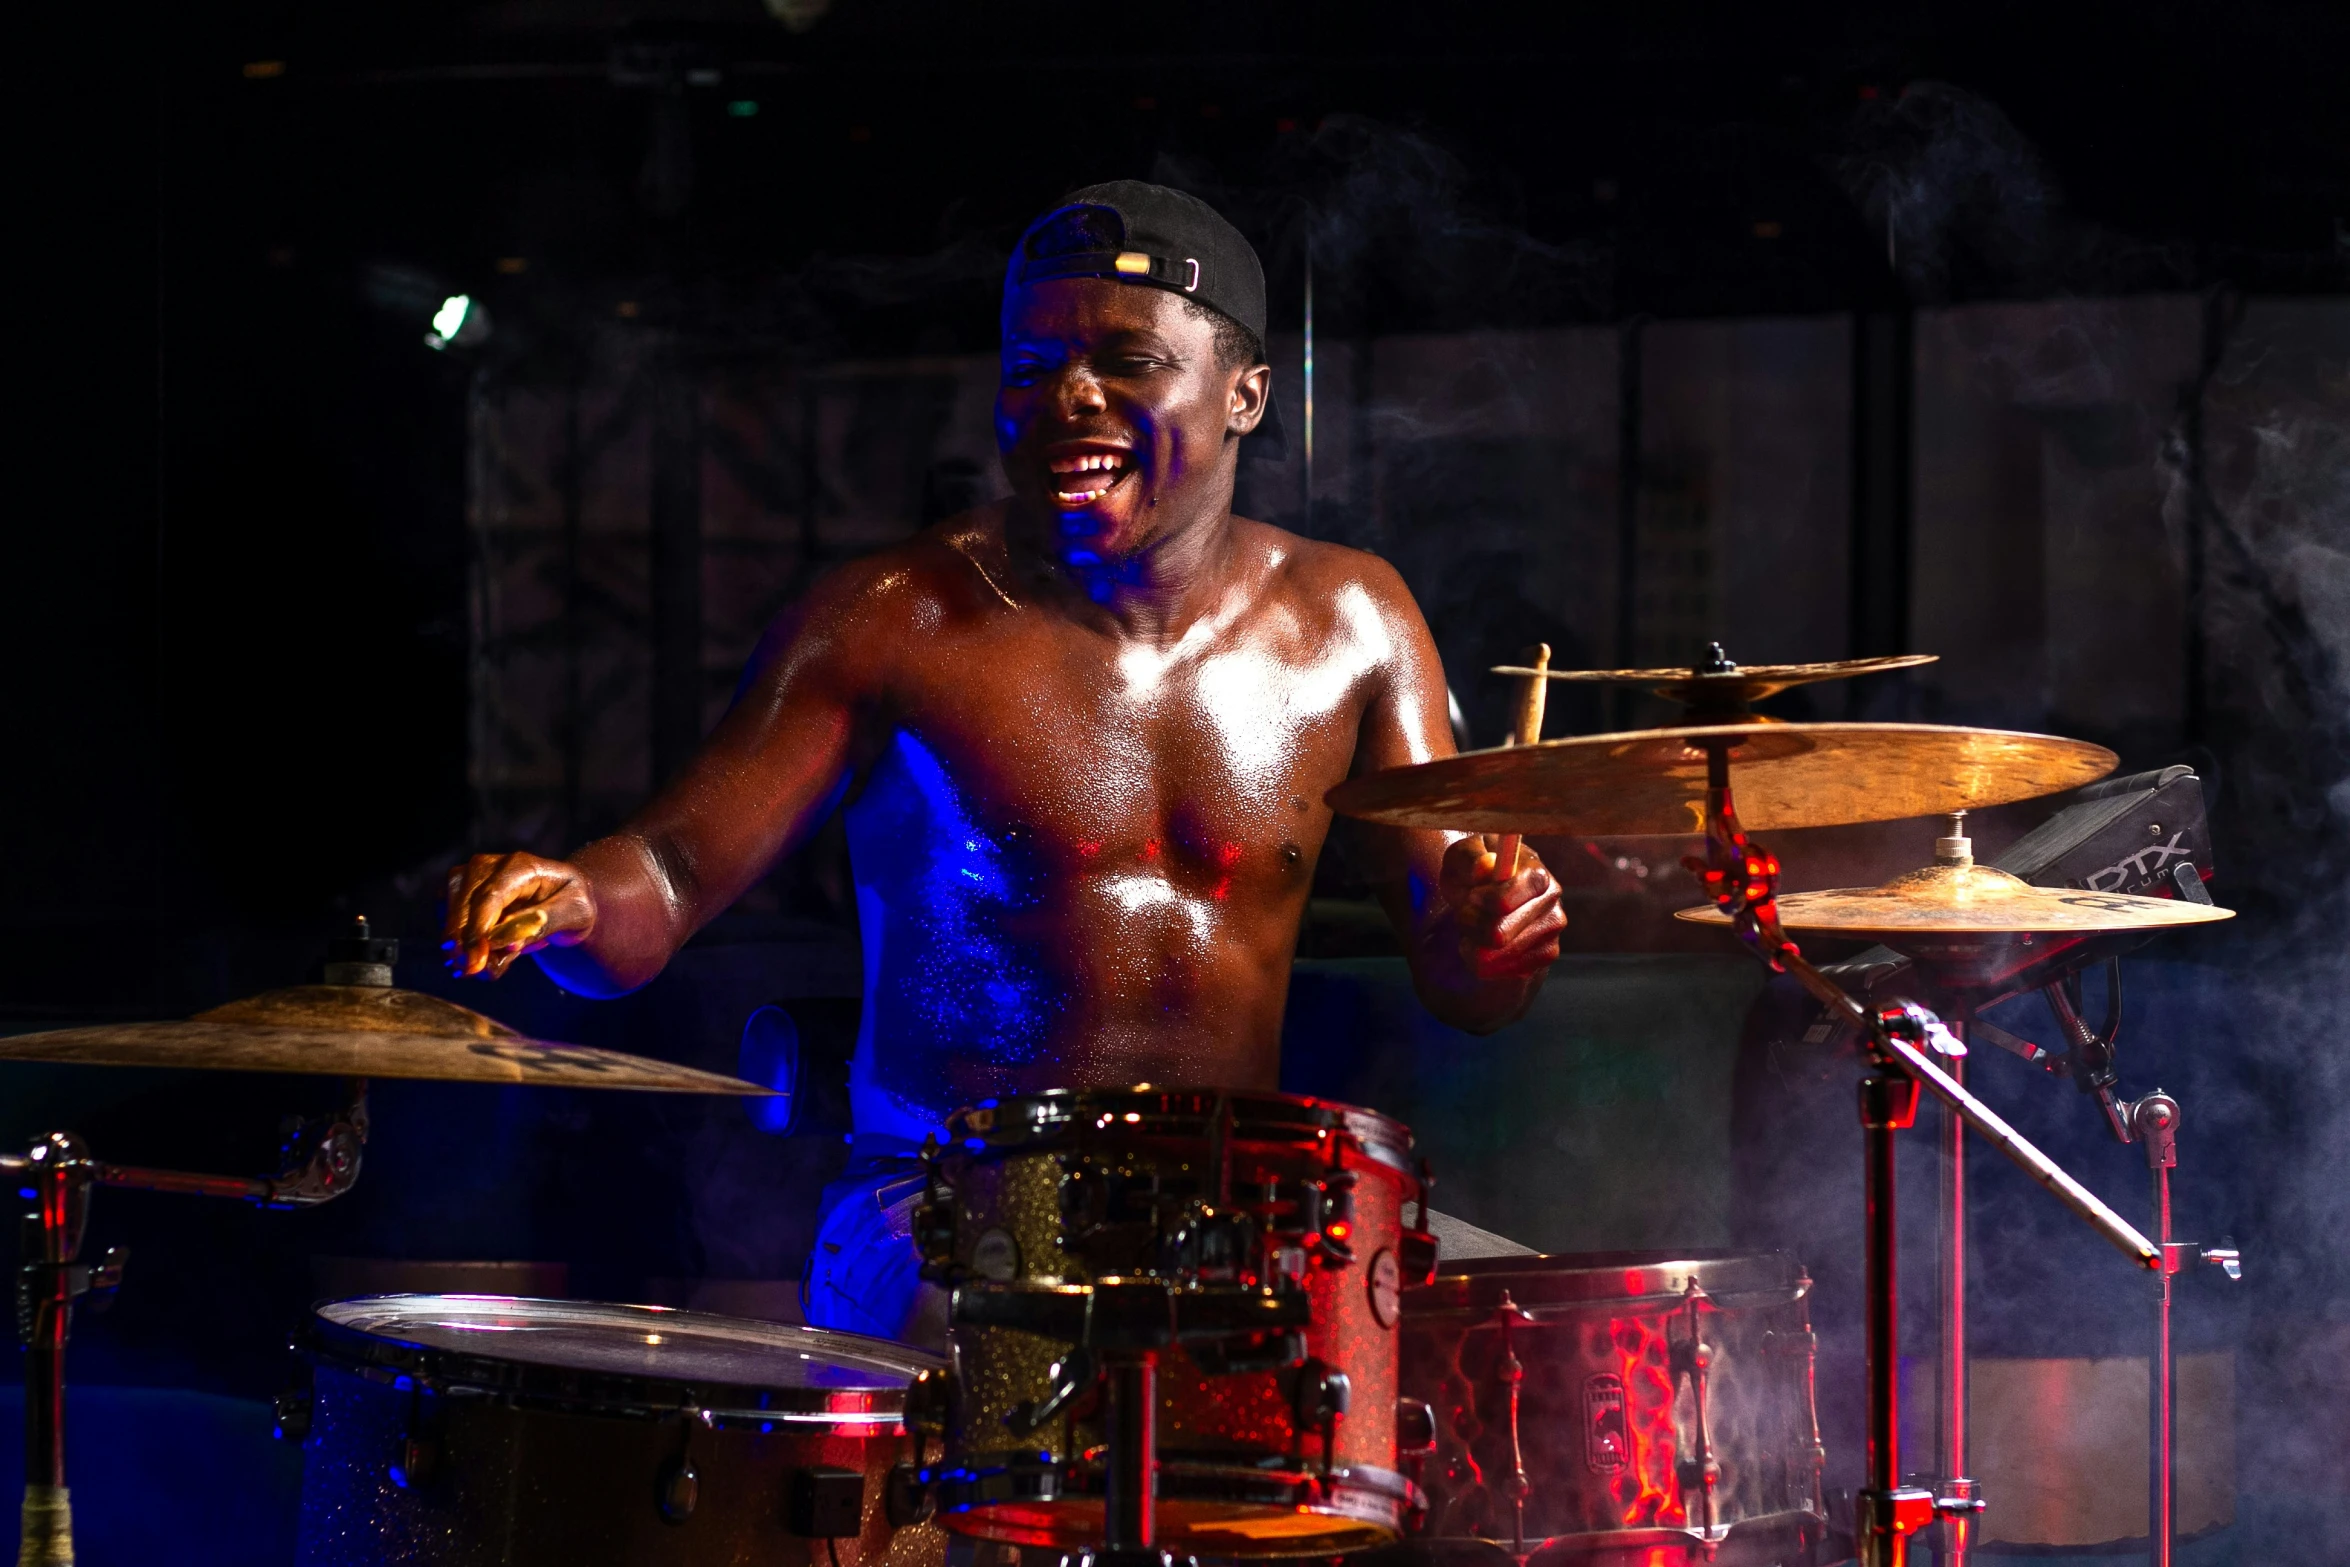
top-left (1490, 648), bottom-right (1937, 721)
top-left (1674, 860), bottom-right (2235, 936)
top-left (1326, 722), bottom-right (2117, 837)
top-left (0, 984), bottom-right (773, 1094)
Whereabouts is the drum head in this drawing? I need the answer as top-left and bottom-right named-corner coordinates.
top-left (309, 1295), bottom-right (938, 1417)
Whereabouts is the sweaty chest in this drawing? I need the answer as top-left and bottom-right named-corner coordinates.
top-left (848, 624), bottom-right (1369, 901)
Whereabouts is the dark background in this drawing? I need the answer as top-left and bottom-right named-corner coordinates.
top-left (5, 2), bottom-right (2348, 1562)
top-left (15, 2), bottom-right (2348, 1004)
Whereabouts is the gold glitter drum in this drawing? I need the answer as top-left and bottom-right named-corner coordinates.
top-left (902, 1086), bottom-right (1439, 1557)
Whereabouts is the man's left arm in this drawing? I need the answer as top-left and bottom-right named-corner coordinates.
top-left (1344, 562), bottom-right (1566, 1034)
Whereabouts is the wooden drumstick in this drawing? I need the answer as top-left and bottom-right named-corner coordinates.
top-left (484, 906), bottom-right (551, 951)
top-left (1492, 642), bottom-right (1550, 879)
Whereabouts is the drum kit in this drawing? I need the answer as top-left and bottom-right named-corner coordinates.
top-left (2, 646), bottom-right (2241, 1567)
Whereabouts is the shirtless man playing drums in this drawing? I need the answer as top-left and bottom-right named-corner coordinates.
top-left (443, 181), bottom-right (1566, 1344)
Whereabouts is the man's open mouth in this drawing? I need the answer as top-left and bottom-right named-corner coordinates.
top-left (1047, 450), bottom-right (1135, 509)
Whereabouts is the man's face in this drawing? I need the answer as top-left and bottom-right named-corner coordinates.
top-left (996, 278), bottom-right (1265, 567)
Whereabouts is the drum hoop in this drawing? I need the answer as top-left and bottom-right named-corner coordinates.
top-left (944, 1088), bottom-right (1414, 1174)
top-left (313, 1361), bottom-right (914, 1431)
top-left (1505, 1508), bottom-right (1825, 1563)
top-left (930, 1456), bottom-right (1419, 1509)
top-left (304, 1294), bottom-right (938, 1415)
top-left (1404, 1250), bottom-right (1808, 1314)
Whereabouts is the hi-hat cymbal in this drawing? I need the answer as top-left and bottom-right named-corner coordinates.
top-left (0, 985), bottom-right (773, 1094)
top-left (1491, 652), bottom-right (1937, 716)
top-left (1674, 860), bottom-right (2236, 936)
top-left (1326, 723), bottom-right (2118, 836)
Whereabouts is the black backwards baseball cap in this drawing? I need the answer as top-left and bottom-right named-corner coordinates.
top-left (1005, 179), bottom-right (1285, 452)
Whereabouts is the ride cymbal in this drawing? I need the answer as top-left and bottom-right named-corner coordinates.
top-left (1492, 650), bottom-right (1937, 719)
top-left (0, 984), bottom-right (773, 1093)
top-left (1674, 860), bottom-right (2235, 936)
top-left (1326, 722), bottom-right (2118, 837)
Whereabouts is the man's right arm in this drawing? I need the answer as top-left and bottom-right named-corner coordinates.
top-left (443, 557), bottom-right (903, 994)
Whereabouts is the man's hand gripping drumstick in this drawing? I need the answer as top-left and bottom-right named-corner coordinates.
top-left (1411, 644), bottom-right (1565, 1000)
top-left (443, 851), bottom-right (601, 980)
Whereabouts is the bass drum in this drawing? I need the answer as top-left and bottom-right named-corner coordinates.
top-left (1400, 1252), bottom-right (1826, 1567)
top-left (292, 1295), bottom-right (948, 1567)
top-left (915, 1086), bottom-right (1435, 1558)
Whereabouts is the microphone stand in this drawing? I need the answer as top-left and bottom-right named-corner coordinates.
top-left (2040, 982), bottom-right (2240, 1567)
top-left (1687, 743), bottom-right (2160, 1567)
top-left (7, 1085), bottom-right (368, 1566)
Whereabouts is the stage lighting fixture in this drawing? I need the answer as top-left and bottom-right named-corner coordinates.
top-left (425, 293), bottom-right (491, 351)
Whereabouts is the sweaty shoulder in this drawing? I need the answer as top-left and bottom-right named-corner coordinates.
top-left (737, 504), bottom-right (1019, 705)
top-left (1235, 518), bottom-right (1433, 668)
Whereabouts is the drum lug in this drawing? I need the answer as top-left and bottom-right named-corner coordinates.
top-left (657, 1405), bottom-right (714, 1525)
top-left (394, 1433), bottom-right (441, 1491)
top-left (1314, 1171), bottom-right (1358, 1268)
top-left (657, 1456), bottom-right (699, 1524)
top-left (913, 1141), bottom-right (961, 1285)
top-left (1669, 1283), bottom-right (1721, 1538)
top-left (1395, 1395), bottom-right (1437, 1457)
top-left (787, 1466), bottom-right (867, 1538)
top-left (271, 1371), bottom-right (314, 1444)
top-left (1289, 1359), bottom-right (1351, 1472)
top-left (1264, 1171), bottom-right (1357, 1267)
top-left (1488, 1289), bottom-right (1536, 1554)
top-left (1057, 1156), bottom-right (1162, 1243)
top-left (885, 1460), bottom-right (936, 1527)
top-left (904, 1365), bottom-right (952, 1437)
top-left (388, 1381), bottom-right (442, 1490)
top-left (1398, 1228), bottom-right (1438, 1288)
top-left (1161, 1204), bottom-right (1262, 1285)
top-left (1766, 1320), bottom-right (1829, 1492)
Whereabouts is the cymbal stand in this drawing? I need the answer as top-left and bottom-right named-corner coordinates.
top-left (1932, 996), bottom-right (1980, 1567)
top-left (2042, 984), bottom-right (2241, 1567)
top-left (6, 1082), bottom-right (367, 1567)
top-left (1687, 743), bottom-right (2160, 1567)
top-left (1101, 1348), bottom-right (1159, 1567)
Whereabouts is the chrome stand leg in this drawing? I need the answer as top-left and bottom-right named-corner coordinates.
top-left (1935, 1024), bottom-right (1979, 1563)
top-left (17, 1135), bottom-right (98, 1567)
top-left (1858, 1065), bottom-right (1934, 1567)
top-left (1096, 1352), bottom-right (1169, 1567)
top-left (2134, 1094), bottom-right (2181, 1567)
